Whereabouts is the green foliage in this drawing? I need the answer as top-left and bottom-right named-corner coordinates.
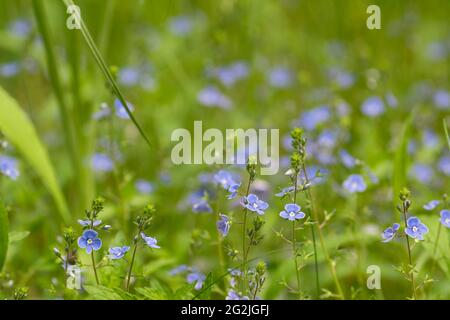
top-left (0, 199), bottom-right (8, 271)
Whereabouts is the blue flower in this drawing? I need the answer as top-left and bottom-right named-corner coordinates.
top-left (279, 203), bottom-right (305, 221)
top-left (226, 290), bottom-right (249, 300)
top-left (118, 67), bottom-right (140, 87)
top-left (423, 200), bottom-right (440, 211)
top-left (242, 194), bottom-right (269, 215)
top-left (438, 156), bottom-right (450, 176)
top-left (8, 19), bottom-right (31, 38)
top-left (267, 67), bottom-right (293, 88)
top-left (78, 219), bottom-right (102, 227)
top-left (214, 170), bottom-right (237, 189)
top-left (339, 150), bottom-right (357, 168)
top-left (91, 153), bottom-right (114, 172)
top-left (214, 62), bottom-right (248, 87)
top-left (298, 106), bottom-right (330, 130)
top-left (381, 223), bottom-right (400, 242)
top-left (197, 86), bottom-right (232, 109)
top-left (410, 163), bottom-right (433, 183)
top-left (275, 186), bottom-right (295, 197)
top-left (192, 200), bottom-right (212, 213)
top-left (141, 232), bottom-right (161, 249)
top-left (77, 230), bottom-right (102, 254)
top-left (433, 90), bottom-right (450, 110)
top-left (135, 179), bottom-right (154, 194)
top-left (361, 96), bottom-right (385, 117)
top-left (0, 62), bottom-right (20, 78)
top-left (92, 103), bottom-right (111, 120)
top-left (168, 264), bottom-right (190, 276)
top-left (226, 183), bottom-right (240, 199)
top-left (109, 246), bottom-right (130, 259)
top-left (405, 217), bottom-right (429, 240)
top-left (114, 99), bottom-right (134, 119)
top-left (169, 15), bottom-right (193, 36)
top-left (343, 174), bottom-right (366, 193)
top-left (187, 271), bottom-right (206, 290)
top-left (440, 210), bottom-right (450, 228)
top-left (0, 155), bottom-right (19, 180)
top-left (217, 214), bottom-right (231, 237)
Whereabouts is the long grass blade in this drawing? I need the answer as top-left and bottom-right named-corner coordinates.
top-left (62, 0), bottom-right (153, 149)
top-left (443, 118), bottom-right (450, 151)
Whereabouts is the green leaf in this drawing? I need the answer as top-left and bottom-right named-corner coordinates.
top-left (8, 231), bottom-right (30, 243)
top-left (0, 199), bottom-right (8, 271)
top-left (83, 285), bottom-right (135, 300)
top-left (443, 118), bottom-right (450, 151)
top-left (0, 86), bottom-right (70, 222)
top-left (393, 111), bottom-right (415, 207)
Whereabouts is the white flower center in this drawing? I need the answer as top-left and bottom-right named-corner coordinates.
top-left (289, 212), bottom-right (296, 217)
top-left (412, 226), bottom-right (418, 233)
top-left (87, 239), bottom-right (93, 244)
top-left (445, 218), bottom-right (450, 225)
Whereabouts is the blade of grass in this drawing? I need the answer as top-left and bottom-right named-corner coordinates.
top-left (0, 199), bottom-right (8, 272)
top-left (62, 0), bottom-right (153, 150)
top-left (393, 110), bottom-right (415, 207)
top-left (443, 118), bottom-right (450, 151)
top-left (32, 0), bottom-right (82, 182)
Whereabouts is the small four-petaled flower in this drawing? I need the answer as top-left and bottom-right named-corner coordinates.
top-left (109, 246), bottom-right (130, 259)
top-left (440, 210), bottom-right (450, 228)
top-left (216, 214), bottom-right (231, 236)
top-left (242, 194), bottom-right (269, 215)
top-left (141, 232), bottom-right (161, 249)
top-left (77, 229), bottom-right (102, 254)
top-left (405, 217), bottom-right (429, 240)
top-left (279, 203), bottom-right (305, 221)
top-left (381, 223), bottom-right (400, 242)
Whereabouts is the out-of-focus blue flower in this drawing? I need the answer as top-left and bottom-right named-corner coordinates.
top-left (187, 271), bottom-right (206, 290)
top-left (192, 200), bottom-right (212, 213)
top-left (0, 62), bottom-right (20, 78)
top-left (339, 150), bottom-right (357, 168)
top-left (92, 103), bottom-right (111, 120)
top-left (328, 68), bottom-right (354, 89)
top-left (385, 92), bottom-right (398, 108)
top-left (410, 163), bottom-right (433, 183)
top-left (0, 155), bottom-right (19, 180)
top-left (214, 170), bottom-right (237, 189)
top-left (361, 96), bottom-right (385, 117)
top-left (242, 194), bottom-right (269, 215)
top-left (422, 129), bottom-right (439, 149)
top-left (91, 153), bottom-right (114, 172)
top-left (226, 290), bottom-right (249, 300)
top-left (423, 200), bottom-right (440, 211)
top-left (78, 219), bottom-right (102, 227)
top-left (438, 156), bottom-right (450, 176)
top-left (228, 268), bottom-right (242, 287)
top-left (135, 179), bottom-right (154, 194)
top-left (197, 86), bottom-right (232, 109)
top-left (381, 223), bottom-right (400, 242)
top-left (118, 67), bottom-right (140, 86)
top-left (114, 98), bottom-right (134, 119)
top-left (168, 264), bottom-right (190, 276)
top-left (213, 61), bottom-right (249, 87)
top-left (169, 15), bottom-right (193, 36)
top-left (77, 229), bottom-right (102, 254)
top-left (8, 19), bottom-right (31, 37)
top-left (279, 203), bottom-right (305, 221)
top-left (267, 67), bottom-right (293, 88)
top-left (405, 217), bottom-right (428, 240)
top-left (275, 186), bottom-right (295, 197)
top-left (343, 174), bottom-right (366, 193)
top-left (427, 42), bottom-right (448, 61)
top-left (299, 106), bottom-right (330, 130)
top-left (217, 214), bottom-right (231, 236)
top-left (141, 232), bottom-right (161, 249)
top-left (109, 246), bottom-right (130, 259)
top-left (440, 210), bottom-right (450, 228)
top-left (433, 90), bottom-right (450, 109)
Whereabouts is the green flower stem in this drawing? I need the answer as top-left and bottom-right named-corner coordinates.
top-left (126, 241), bottom-right (138, 291)
top-left (213, 187), bottom-right (226, 292)
top-left (431, 222), bottom-right (442, 275)
top-left (292, 172), bottom-right (301, 299)
top-left (302, 163), bottom-right (343, 300)
top-left (91, 251), bottom-right (99, 285)
top-left (241, 178), bottom-right (252, 296)
top-left (401, 203), bottom-right (417, 299)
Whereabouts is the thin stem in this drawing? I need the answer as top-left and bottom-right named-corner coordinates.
top-left (431, 222), bottom-right (442, 275)
top-left (91, 251), bottom-right (99, 285)
top-left (402, 203), bottom-right (416, 299)
top-left (241, 178), bottom-right (252, 295)
top-left (292, 172), bottom-right (301, 299)
top-left (302, 163), bottom-right (343, 299)
top-left (213, 186), bottom-right (226, 291)
top-left (126, 242), bottom-right (138, 291)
